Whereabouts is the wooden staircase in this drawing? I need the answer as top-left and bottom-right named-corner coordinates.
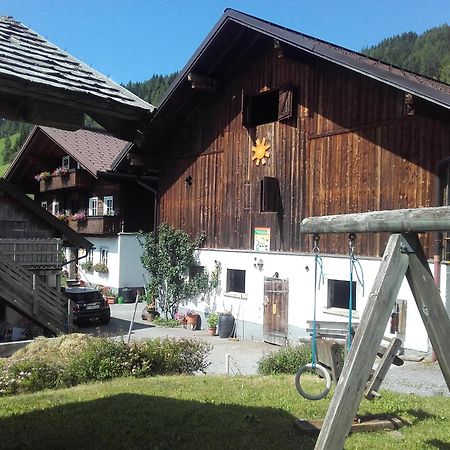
top-left (0, 253), bottom-right (72, 335)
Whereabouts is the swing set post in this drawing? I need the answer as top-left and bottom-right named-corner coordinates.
top-left (314, 233), bottom-right (409, 450)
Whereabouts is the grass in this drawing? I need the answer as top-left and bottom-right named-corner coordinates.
top-left (0, 374), bottom-right (449, 449)
top-left (0, 163), bottom-right (9, 176)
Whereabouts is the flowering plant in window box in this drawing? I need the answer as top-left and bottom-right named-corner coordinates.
top-left (71, 212), bottom-right (86, 222)
top-left (56, 213), bottom-right (68, 221)
top-left (53, 166), bottom-right (69, 176)
top-left (81, 260), bottom-right (93, 272)
top-left (34, 171), bottom-right (52, 181)
top-left (93, 262), bottom-right (109, 274)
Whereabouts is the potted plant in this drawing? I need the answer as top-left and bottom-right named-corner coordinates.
top-left (34, 171), bottom-right (52, 181)
top-left (206, 312), bottom-right (219, 336)
top-left (52, 166), bottom-right (69, 177)
top-left (186, 310), bottom-right (200, 330)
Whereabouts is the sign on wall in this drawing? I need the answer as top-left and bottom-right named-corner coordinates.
top-left (254, 227), bottom-right (271, 251)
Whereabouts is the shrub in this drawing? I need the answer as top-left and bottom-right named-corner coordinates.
top-left (64, 337), bottom-right (128, 384)
top-left (152, 317), bottom-right (180, 328)
top-left (257, 343), bottom-right (312, 375)
top-left (0, 335), bottom-right (212, 396)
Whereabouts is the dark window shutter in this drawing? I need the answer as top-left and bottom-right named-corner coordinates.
top-left (260, 176), bottom-right (280, 212)
top-left (278, 88), bottom-right (293, 121)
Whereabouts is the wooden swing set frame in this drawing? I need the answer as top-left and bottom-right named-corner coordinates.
top-left (299, 206), bottom-right (450, 450)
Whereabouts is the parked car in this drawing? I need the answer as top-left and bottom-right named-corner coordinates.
top-left (64, 287), bottom-right (111, 325)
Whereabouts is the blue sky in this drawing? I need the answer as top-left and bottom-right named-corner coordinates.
top-left (2, 0), bottom-right (449, 84)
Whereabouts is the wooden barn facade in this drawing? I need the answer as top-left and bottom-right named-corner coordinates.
top-left (123, 10), bottom-right (450, 351)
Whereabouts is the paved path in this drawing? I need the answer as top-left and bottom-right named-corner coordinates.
top-left (83, 303), bottom-right (449, 396)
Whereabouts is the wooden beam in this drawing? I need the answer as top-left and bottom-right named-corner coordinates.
top-left (403, 233), bottom-right (450, 391)
top-left (301, 206), bottom-right (450, 234)
top-left (0, 92), bottom-right (84, 130)
top-left (315, 234), bottom-right (409, 450)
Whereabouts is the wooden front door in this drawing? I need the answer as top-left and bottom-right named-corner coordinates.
top-left (263, 277), bottom-right (289, 345)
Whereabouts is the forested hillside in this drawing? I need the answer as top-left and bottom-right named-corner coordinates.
top-left (362, 24), bottom-right (450, 83)
top-left (123, 72), bottom-right (178, 105)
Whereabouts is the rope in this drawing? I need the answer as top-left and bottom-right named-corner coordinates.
top-left (347, 233), bottom-right (365, 352)
top-left (311, 234), bottom-right (324, 368)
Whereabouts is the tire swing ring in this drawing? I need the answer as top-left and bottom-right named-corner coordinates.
top-left (295, 363), bottom-right (332, 401)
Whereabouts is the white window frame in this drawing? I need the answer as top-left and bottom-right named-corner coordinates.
top-left (87, 248), bottom-right (94, 263)
top-left (103, 196), bottom-right (114, 216)
top-left (62, 155), bottom-right (70, 169)
top-left (41, 201), bottom-right (47, 210)
top-left (77, 161), bottom-right (83, 170)
top-left (100, 247), bottom-right (108, 266)
top-left (51, 200), bottom-right (59, 216)
top-left (88, 197), bottom-right (98, 216)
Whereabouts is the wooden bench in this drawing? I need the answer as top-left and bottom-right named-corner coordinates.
top-left (306, 320), bottom-right (403, 399)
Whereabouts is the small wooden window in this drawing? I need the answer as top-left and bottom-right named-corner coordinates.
top-left (327, 279), bottom-right (356, 310)
top-left (103, 196), bottom-right (114, 216)
top-left (260, 177), bottom-right (280, 212)
top-left (41, 201), bottom-right (47, 211)
top-left (100, 247), bottom-right (108, 266)
top-left (226, 269), bottom-right (246, 294)
top-left (242, 87), bottom-right (294, 127)
top-left (51, 201), bottom-right (59, 216)
top-left (62, 156), bottom-right (70, 169)
top-left (88, 197), bottom-right (98, 216)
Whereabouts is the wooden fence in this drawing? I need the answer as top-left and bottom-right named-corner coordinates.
top-left (0, 238), bottom-right (65, 269)
top-left (0, 253), bottom-right (72, 334)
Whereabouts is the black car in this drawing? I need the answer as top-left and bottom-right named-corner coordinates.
top-left (64, 287), bottom-right (111, 325)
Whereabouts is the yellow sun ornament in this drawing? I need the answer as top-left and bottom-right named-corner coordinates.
top-left (251, 138), bottom-right (271, 166)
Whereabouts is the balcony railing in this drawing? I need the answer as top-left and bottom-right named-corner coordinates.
top-left (39, 170), bottom-right (92, 192)
top-left (68, 215), bottom-right (121, 235)
top-left (0, 238), bottom-right (64, 269)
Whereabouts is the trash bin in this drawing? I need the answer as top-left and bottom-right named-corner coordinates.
top-left (120, 287), bottom-right (133, 303)
top-left (218, 313), bottom-right (235, 338)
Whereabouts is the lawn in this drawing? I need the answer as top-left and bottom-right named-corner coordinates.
top-left (0, 374), bottom-right (449, 449)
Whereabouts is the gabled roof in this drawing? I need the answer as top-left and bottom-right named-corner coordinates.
top-left (0, 178), bottom-right (92, 250)
top-left (39, 127), bottom-right (130, 177)
top-left (5, 126), bottom-right (130, 183)
top-left (154, 8), bottom-right (450, 122)
top-left (0, 16), bottom-right (154, 140)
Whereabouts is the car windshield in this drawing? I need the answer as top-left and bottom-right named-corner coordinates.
top-left (66, 291), bottom-right (103, 303)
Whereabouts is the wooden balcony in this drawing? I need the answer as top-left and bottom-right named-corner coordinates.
top-left (68, 215), bottom-right (121, 235)
top-left (39, 170), bottom-right (92, 192)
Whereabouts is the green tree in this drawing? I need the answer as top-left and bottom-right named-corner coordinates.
top-left (2, 135), bottom-right (13, 163)
top-left (139, 224), bottom-right (214, 318)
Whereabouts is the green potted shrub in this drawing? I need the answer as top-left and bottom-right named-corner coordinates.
top-left (206, 312), bottom-right (219, 336)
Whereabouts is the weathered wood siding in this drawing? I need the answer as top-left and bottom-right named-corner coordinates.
top-left (156, 38), bottom-right (450, 257)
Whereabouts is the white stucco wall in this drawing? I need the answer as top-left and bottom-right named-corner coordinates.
top-left (76, 234), bottom-right (146, 292)
top-left (77, 237), bottom-right (119, 289)
top-left (117, 233), bottom-right (147, 288)
top-left (182, 248), bottom-right (448, 353)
